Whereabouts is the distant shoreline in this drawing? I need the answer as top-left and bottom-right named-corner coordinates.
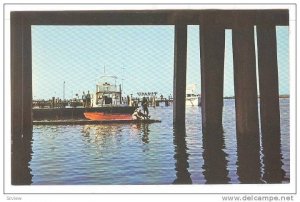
top-left (224, 95), bottom-right (290, 99)
top-left (33, 95), bottom-right (290, 101)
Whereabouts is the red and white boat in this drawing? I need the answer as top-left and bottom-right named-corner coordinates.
top-left (83, 75), bottom-right (135, 121)
top-left (84, 112), bottom-right (133, 120)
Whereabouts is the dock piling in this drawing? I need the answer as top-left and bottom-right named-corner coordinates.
top-left (11, 13), bottom-right (32, 185)
top-left (200, 16), bottom-right (225, 134)
top-left (173, 23), bottom-right (187, 125)
top-left (232, 19), bottom-right (261, 183)
top-left (257, 24), bottom-right (281, 140)
top-left (232, 21), bottom-right (260, 137)
top-left (257, 24), bottom-right (283, 182)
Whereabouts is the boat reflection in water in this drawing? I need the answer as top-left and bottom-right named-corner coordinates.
top-left (81, 123), bottom-right (151, 148)
top-left (82, 124), bottom-right (127, 149)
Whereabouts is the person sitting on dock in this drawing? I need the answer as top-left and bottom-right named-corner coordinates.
top-left (132, 109), bottom-right (149, 120)
top-left (82, 91), bottom-right (86, 107)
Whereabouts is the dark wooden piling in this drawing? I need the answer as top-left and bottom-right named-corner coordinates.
top-left (173, 23), bottom-right (187, 125)
top-left (200, 16), bottom-right (225, 134)
top-left (257, 24), bottom-right (284, 183)
top-left (11, 13), bottom-right (32, 185)
top-left (257, 25), bottom-right (281, 140)
top-left (232, 19), bottom-right (261, 183)
top-left (22, 17), bottom-right (33, 139)
top-left (11, 13), bottom-right (24, 185)
top-left (232, 22), bottom-right (260, 137)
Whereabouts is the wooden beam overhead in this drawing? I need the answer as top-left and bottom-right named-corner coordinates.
top-left (12, 9), bottom-right (289, 26)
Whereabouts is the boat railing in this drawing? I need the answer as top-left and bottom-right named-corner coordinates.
top-left (97, 85), bottom-right (119, 92)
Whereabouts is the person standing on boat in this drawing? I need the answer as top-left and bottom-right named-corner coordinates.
top-left (141, 97), bottom-right (149, 118)
top-left (82, 91), bottom-right (86, 107)
top-left (86, 91), bottom-right (91, 108)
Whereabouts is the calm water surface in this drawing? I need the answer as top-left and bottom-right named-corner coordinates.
top-left (29, 99), bottom-right (290, 184)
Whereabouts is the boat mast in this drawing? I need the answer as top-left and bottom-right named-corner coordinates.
top-left (121, 66), bottom-right (125, 93)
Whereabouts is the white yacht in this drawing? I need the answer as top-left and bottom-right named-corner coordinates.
top-left (186, 84), bottom-right (200, 106)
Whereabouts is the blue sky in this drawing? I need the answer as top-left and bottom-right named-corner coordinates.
top-left (32, 25), bottom-right (289, 99)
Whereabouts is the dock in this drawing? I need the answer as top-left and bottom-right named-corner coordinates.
top-left (33, 119), bottom-right (161, 125)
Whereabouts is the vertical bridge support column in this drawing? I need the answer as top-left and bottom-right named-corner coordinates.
top-left (173, 23), bottom-right (187, 125)
top-left (11, 12), bottom-right (24, 185)
top-left (23, 18), bottom-right (33, 139)
top-left (257, 25), bottom-right (284, 182)
top-left (257, 25), bottom-right (281, 139)
top-left (232, 23), bottom-right (260, 139)
top-left (232, 21), bottom-right (261, 183)
top-left (11, 13), bottom-right (32, 185)
top-left (200, 19), bottom-right (225, 134)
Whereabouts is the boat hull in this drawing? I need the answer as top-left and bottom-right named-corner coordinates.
top-left (84, 112), bottom-right (132, 121)
top-left (33, 106), bottom-right (136, 120)
top-left (186, 97), bottom-right (200, 106)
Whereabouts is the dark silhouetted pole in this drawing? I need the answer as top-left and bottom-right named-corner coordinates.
top-left (200, 15), bottom-right (225, 134)
top-left (11, 13), bottom-right (33, 185)
top-left (232, 18), bottom-right (261, 183)
top-left (173, 23), bottom-right (187, 125)
top-left (257, 24), bottom-right (284, 183)
top-left (256, 24), bottom-right (281, 141)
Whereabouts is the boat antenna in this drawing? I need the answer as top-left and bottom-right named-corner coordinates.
top-left (121, 66), bottom-right (125, 92)
top-left (103, 65), bottom-right (106, 74)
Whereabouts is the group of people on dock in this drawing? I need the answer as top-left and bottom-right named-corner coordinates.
top-left (82, 91), bottom-right (91, 108)
top-left (132, 97), bottom-right (150, 120)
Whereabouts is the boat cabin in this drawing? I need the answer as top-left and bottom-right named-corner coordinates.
top-left (93, 75), bottom-right (122, 107)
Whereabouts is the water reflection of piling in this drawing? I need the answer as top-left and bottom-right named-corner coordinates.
top-left (257, 24), bottom-right (286, 183)
top-left (236, 132), bottom-right (262, 183)
top-left (173, 126), bottom-right (192, 184)
top-left (202, 130), bottom-right (229, 184)
top-left (261, 131), bottom-right (285, 183)
top-left (11, 131), bottom-right (33, 185)
top-left (141, 124), bottom-right (150, 144)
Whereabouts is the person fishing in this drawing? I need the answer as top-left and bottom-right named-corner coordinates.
top-left (141, 97), bottom-right (149, 118)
